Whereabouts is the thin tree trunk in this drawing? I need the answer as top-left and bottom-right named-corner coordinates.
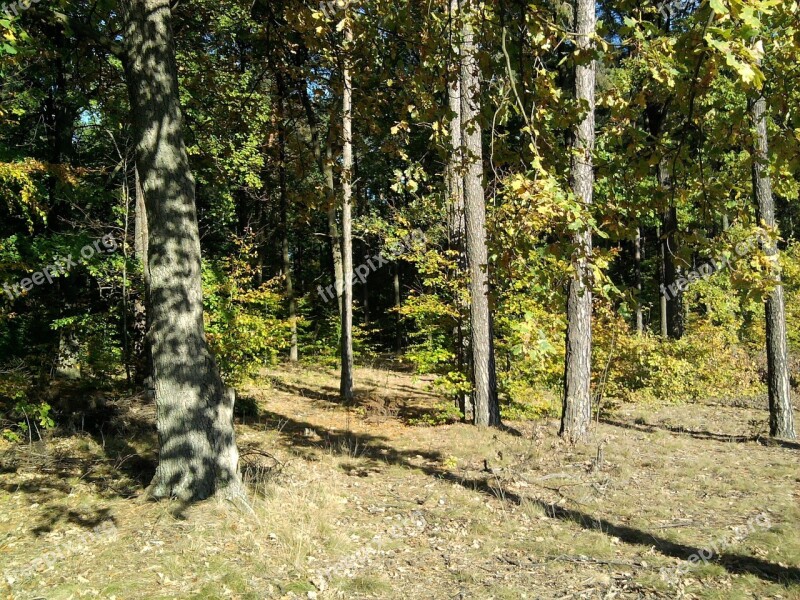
top-left (134, 167), bottom-right (149, 270)
top-left (255, 200), bottom-right (266, 286)
top-left (299, 85), bottom-right (343, 316)
top-left (122, 0), bottom-right (242, 500)
top-left (635, 226), bottom-right (644, 335)
top-left (448, 0), bottom-right (470, 417)
top-left (447, 0), bottom-right (465, 253)
top-left (394, 264), bottom-right (402, 353)
top-left (660, 160), bottom-right (683, 339)
top-left (362, 246), bottom-right (370, 325)
top-left (750, 86), bottom-right (796, 440)
top-left (460, 0), bottom-right (500, 427)
top-left (339, 17), bottom-right (354, 402)
top-left (644, 104), bottom-right (677, 340)
top-left (326, 135), bottom-right (344, 317)
top-left (122, 163), bottom-right (132, 386)
top-left (277, 77), bottom-right (298, 362)
top-left (133, 166), bottom-right (150, 386)
top-left (560, 0), bottom-right (595, 443)
top-left (657, 224), bottom-right (668, 337)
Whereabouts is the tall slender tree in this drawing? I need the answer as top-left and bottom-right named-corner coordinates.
top-left (121, 0), bottom-right (241, 500)
top-left (299, 86), bottom-right (344, 316)
top-left (326, 133), bottom-right (345, 317)
top-left (447, 0), bottom-right (470, 418)
top-left (277, 76), bottom-right (298, 362)
top-left (645, 102), bottom-right (683, 340)
top-left (634, 226), bottom-right (644, 335)
top-left (560, 0), bottom-right (595, 443)
top-left (459, 0), bottom-right (500, 427)
top-left (339, 8), bottom-right (355, 402)
top-left (749, 56), bottom-right (796, 440)
top-left (660, 168), bottom-right (683, 339)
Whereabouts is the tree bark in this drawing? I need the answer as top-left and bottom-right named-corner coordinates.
top-left (277, 77), bottom-right (298, 362)
top-left (657, 224), bottom-right (668, 338)
top-left (750, 87), bottom-right (796, 440)
top-left (299, 85), bottom-right (344, 317)
top-left (447, 0), bottom-right (465, 255)
top-left (339, 17), bottom-right (354, 402)
top-left (326, 135), bottom-right (344, 317)
top-left (448, 0), bottom-right (470, 418)
top-left (122, 0), bottom-right (242, 500)
top-left (460, 0), bottom-right (500, 427)
top-left (635, 226), bottom-right (644, 335)
top-left (560, 0), bottom-right (595, 444)
top-left (644, 103), bottom-right (681, 340)
top-left (394, 264), bottom-right (402, 353)
top-left (660, 159), bottom-right (683, 340)
top-left (133, 167), bottom-right (150, 386)
top-left (361, 246), bottom-right (370, 325)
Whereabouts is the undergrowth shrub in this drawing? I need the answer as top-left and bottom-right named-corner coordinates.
top-left (203, 238), bottom-right (292, 384)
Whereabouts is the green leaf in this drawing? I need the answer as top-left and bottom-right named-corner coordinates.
top-left (710, 0), bottom-right (728, 16)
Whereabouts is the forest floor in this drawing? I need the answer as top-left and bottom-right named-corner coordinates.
top-left (0, 362), bottom-right (799, 599)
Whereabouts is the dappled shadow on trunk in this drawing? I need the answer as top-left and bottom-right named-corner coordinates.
top-left (257, 407), bottom-right (800, 586)
top-left (121, 0), bottom-right (242, 501)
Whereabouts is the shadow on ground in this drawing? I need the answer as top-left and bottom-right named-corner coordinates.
top-left (251, 401), bottom-right (800, 586)
top-left (602, 418), bottom-right (800, 450)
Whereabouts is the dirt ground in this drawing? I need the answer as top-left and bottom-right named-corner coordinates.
top-left (0, 363), bottom-right (798, 599)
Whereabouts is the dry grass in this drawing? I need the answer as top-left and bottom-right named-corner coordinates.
top-left (0, 363), bottom-right (798, 599)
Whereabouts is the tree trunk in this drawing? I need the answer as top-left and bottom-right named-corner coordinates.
top-left (394, 264), bottom-right (402, 353)
top-left (560, 0), bottom-right (595, 444)
top-left (300, 85), bottom-right (344, 317)
top-left (447, 0), bottom-right (465, 255)
top-left (339, 17), bottom-right (354, 402)
top-left (133, 167), bottom-right (150, 386)
top-left (326, 135), bottom-right (344, 317)
top-left (660, 160), bottom-right (683, 339)
top-left (362, 246), bottom-right (370, 326)
top-left (657, 224), bottom-right (668, 337)
top-left (460, 0), bottom-right (500, 427)
top-left (750, 87), bottom-right (796, 440)
top-left (635, 226), bottom-right (644, 335)
top-left (448, 0), bottom-right (470, 417)
top-left (644, 104), bottom-right (680, 340)
top-left (122, 0), bottom-right (242, 500)
top-left (277, 77), bottom-right (298, 362)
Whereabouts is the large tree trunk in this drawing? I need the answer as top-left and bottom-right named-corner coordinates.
top-left (560, 0), bottom-right (595, 443)
top-left (277, 78), bottom-right (298, 362)
top-left (339, 17), bottom-right (354, 402)
top-left (122, 0), bottom-right (242, 500)
top-left (460, 0), bottom-right (500, 427)
top-left (750, 87), bottom-right (796, 440)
